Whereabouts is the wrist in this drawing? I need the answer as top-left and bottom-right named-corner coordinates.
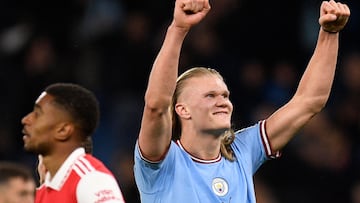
top-left (321, 27), bottom-right (338, 34)
top-left (168, 23), bottom-right (189, 37)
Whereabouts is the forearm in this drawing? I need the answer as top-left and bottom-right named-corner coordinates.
top-left (145, 24), bottom-right (189, 109)
top-left (294, 28), bottom-right (339, 111)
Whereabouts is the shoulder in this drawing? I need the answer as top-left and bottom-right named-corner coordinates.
top-left (73, 154), bottom-right (113, 175)
top-left (234, 121), bottom-right (263, 138)
top-left (76, 171), bottom-right (125, 203)
top-left (135, 140), bottom-right (183, 165)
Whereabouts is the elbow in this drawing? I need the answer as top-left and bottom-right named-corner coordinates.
top-left (144, 91), bottom-right (173, 114)
top-left (306, 95), bottom-right (328, 114)
top-left (292, 94), bottom-right (328, 115)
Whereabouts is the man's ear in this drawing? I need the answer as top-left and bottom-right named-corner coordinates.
top-left (175, 103), bottom-right (191, 119)
top-left (55, 122), bottom-right (74, 141)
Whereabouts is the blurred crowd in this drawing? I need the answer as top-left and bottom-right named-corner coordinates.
top-left (0, 0), bottom-right (359, 202)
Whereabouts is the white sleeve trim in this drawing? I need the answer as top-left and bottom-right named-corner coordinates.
top-left (259, 120), bottom-right (281, 159)
top-left (136, 140), bottom-right (163, 164)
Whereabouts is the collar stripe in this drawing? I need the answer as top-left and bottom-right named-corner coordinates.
top-left (176, 140), bottom-right (222, 164)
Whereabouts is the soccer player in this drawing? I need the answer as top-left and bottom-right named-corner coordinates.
top-left (134, 0), bottom-right (350, 202)
top-left (22, 83), bottom-right (125, 203)
top-left (0, 161), bottom-right (36, 203)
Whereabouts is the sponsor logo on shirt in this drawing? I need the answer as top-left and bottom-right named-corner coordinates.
top-left (95, 189), bottom-right (122, 203)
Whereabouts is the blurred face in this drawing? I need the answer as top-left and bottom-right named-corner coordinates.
top-left (21, 92), bottom-right (69, 155)
top-left (177, 75), bottom-right (233, 135)
top-left (0, 177), bottom-right (35, 203)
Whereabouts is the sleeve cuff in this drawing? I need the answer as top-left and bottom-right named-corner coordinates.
top-left (259, 120), bottom-right (281, 159)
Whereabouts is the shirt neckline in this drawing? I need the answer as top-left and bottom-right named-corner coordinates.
top-left (176, 140), bottom-right (222, 164)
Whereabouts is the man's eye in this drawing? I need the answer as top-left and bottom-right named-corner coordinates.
top-left (32, 110), bottom-right (40, 118)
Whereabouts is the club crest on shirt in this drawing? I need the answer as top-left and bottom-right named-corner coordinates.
top-left (212, 177), bottom-right (228, 196)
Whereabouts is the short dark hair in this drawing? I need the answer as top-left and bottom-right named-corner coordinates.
top-left (0, 162), bottom-right (34, 184)
top-left (45, 83), bottom-right (100, 137)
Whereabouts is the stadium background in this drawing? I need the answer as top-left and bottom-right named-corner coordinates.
top-left (1, 0), bottom-right (359, 202)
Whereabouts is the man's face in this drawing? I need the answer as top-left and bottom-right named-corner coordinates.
top-left (21, 92), bottom-right (70, 155)
top-left (0, 177), bottom-right (35, 203)
top-left (177, 75), bottom-right (233, 134)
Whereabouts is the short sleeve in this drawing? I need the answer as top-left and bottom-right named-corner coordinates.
top-left (134, 140), bottom-right (178, 195)
top-left (76, 171), bottom-right (125, 203)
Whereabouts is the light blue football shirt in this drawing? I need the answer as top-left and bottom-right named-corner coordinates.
top-left (134, 120), bottom-right (274, 203)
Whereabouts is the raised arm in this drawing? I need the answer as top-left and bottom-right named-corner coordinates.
top-left (138, 0), bottom-right (211, 161)
top-left (266, 0), bottom-right (350, 152)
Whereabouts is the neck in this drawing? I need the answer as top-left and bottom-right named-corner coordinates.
top-left (42, 145), bottom-right (80, 179)
top-left (180, 130), bottom-right (221, 160)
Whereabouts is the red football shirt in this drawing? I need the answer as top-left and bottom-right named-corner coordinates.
top-left (35, 148), bottom-right (125, 203)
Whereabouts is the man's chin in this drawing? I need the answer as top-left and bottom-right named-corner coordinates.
top-left (204, 127), bottom-right (231, 137)
top-left (23, 145), bottom-right (37, 154)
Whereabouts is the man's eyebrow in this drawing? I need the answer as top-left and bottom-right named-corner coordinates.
top-left (33, 103), bottom-right (42, 111)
